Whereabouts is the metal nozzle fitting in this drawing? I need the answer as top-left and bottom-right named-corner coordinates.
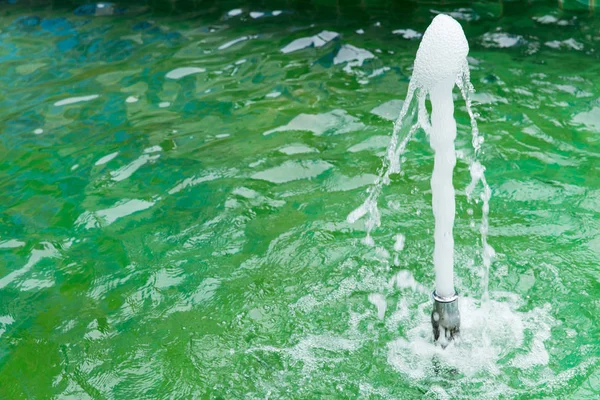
top-left (431, 291), bottom-right (460, 347)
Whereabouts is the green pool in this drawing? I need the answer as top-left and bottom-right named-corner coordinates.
top-left (0, 2), bottom-right (598, 398)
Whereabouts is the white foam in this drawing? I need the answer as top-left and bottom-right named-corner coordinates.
top-left (412, 15), bottom-right (469, 91)
top-left (387, 295), bottom-right (556, 398)
top-left (34, 128), bottom-right (43, 135)
top-left (125, 96), bottom-right (139, 103)
top-left (250, 11), bottom-right (264, 19)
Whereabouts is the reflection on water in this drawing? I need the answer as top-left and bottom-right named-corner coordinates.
top-left (0, 1), bottom-right (599, 399)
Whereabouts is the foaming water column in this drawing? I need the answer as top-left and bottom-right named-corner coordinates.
top-left (412, 15), bottom-right (469, 345)
top-left (347, 14), bottom-right (477, 345)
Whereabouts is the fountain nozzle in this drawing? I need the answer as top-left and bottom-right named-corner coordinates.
top-left (431, 291), bottom-right (460, 347)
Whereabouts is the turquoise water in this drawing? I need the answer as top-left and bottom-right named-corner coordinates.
top-left (0, 3), bottom-right (599, 399)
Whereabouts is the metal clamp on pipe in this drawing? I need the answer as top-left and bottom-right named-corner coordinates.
top-left (431, 291), bottom-right (460, 347)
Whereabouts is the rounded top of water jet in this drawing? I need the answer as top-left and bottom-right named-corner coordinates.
top-left (413, 14), bottom-right (469, 90)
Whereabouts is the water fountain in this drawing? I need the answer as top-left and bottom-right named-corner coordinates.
top-left (416, 14), bottom-right (468, 346)
top-left (348, 14), bottom-right (488, 346)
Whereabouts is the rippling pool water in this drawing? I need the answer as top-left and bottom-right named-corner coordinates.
top-left (0, 2), bottom-right (598, 399)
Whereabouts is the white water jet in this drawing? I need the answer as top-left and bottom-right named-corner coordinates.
top-left (348, 14), bottom-right (492, 343)
top-left (429, 80), bottom-right (457, 298)
top-left (415, 15), bottom-right (468, 299)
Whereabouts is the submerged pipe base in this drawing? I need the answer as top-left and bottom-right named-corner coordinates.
top-left (431, 291), bottom-right (460, 347)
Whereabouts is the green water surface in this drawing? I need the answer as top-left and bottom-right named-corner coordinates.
top-left (0, 2), bottom-right (598, 399)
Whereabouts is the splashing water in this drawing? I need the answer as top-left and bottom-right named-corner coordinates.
top-left (459, 72), bottom-right (496, 304)
top-left (348, 14), bottom-right (494, 299)
top-left (386, 284), bottom-right (561, 399)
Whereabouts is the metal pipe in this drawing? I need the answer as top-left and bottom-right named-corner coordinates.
top-left (431, 291), bottom-right (460, 347)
